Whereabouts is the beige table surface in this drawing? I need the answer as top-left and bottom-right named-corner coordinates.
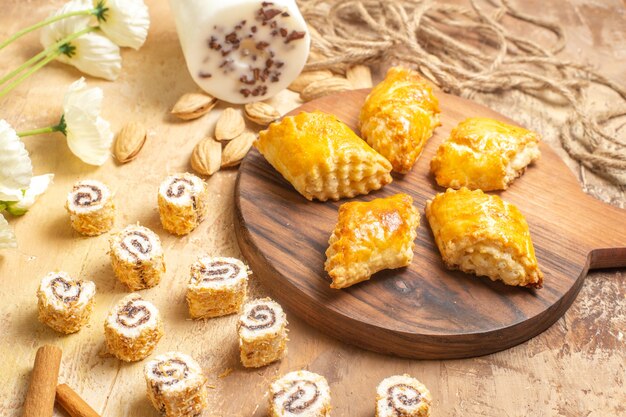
top-left (1, 1), bottom-right (624, 416)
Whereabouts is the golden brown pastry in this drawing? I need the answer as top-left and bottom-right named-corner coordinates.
top-left (255, 111), bottom-right (392, 201)
top-left (430, 117), bottom-right (541, 191)
top-left (425, 188), bottom-right (543, 288)
top-left (325, 193), bottom-right (420, 289)
top-left (359, 66), bottom-right (441, 174)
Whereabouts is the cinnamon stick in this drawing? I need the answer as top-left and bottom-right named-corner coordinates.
top-left (21, 345), bottom-right (62, 417)
top-left (56, 384), bottom-right (101, 417)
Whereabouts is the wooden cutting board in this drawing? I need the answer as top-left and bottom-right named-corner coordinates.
top-left (234, 89), bottom-right (626, 359)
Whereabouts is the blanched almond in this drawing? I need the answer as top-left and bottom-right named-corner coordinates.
top-left (191, 137), bottom-right (222, 176)
top-left (244, 102), bottom-right (280, 126)
top-left (300, 77), bottom-right (353, 102)
top-left (221, 132), bottom-right (256, 167)
top-left (171, 92), bottom-right (217, 120)
top-left (215, 108), bottom-right (245, 141)
top-left (288, 70), bottom-right (333, 93)
top-left (114, 122), bottom-right (147, 163)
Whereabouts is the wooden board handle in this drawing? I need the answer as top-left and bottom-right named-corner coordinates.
top-left (589, 247), bottom-right (626, 270)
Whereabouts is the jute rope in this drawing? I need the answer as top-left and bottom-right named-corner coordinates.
top-left (298, 0), bottom-right (626, 185)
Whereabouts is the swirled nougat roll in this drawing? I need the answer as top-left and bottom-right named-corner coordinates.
top-left (104, 293), bottom-right (164, 362)
top-left (65, 179), bottom-right (115, 235)
top-left (37, 271), bottom-right (96, 334)
top-left (376, 375), bottom-right (432, 417)
top-left (255, 111), bottom-right (392, 201)
top-left (269, 370), bottom-right (331, 417)
top-left (109, 225), bottom-right (166, 291)
top-left (186, 256), bottom-right (249, 319)
top-left (237, 298), bottom-right (288, 368)
top-left (425, 188), bottom-right (543, 288)
top-left (158, 173), bottom-right (209, 235)
top-left (359, 66), bottom-right (441, 174)
top-left (144, 352), bottom-right (208, 417)
top-left (430, 117), bottom-right (541, 191)
top-left (325, 193), bottom-right (420, 289)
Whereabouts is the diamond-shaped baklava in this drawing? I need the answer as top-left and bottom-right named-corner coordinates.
top-left (359, 66), bottom-right (441, 174)
top-left (430, 117), bottom-right (541, 191)
top-left (325, 193), bottom-right (420, 289)
top-left (255, 111), bottom-right (392, 201)
top-left (425, 188), bottom-right (543, 288)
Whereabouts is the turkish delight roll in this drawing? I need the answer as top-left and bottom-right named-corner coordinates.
top-left (237, 298), bottom-right (288, 368)
top-left (375, 375), bottom-right (432, 417)
top-left (104, 293), bottom-right (164, 362)
top-left (269, 370), bottom-right (331, 417)
top-left (186, 256), bottom-right (249, 319)
top-left (37, 271), bottom-right (96, 334)
top-left (109, 224), bottom-right (166, 291)
top-left (144, 352), bottom-right (208, 417)
top-left (158, 173), bottom-right (209, 236)
top-left (65, 179), bottom-right (115, 235)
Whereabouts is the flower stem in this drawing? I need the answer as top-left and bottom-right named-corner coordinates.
top-left (0, 51), bottom-right (61, 98)
top-left (17, 125), bottom-right (62, 137)
top-left (0, 26), bottom-right (95, 97)
top-left (0, 9), bottom-right (96, 50)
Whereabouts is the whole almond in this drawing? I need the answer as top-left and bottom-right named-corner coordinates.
top-left (114, 122), bottom-right (147, 163)
top-left (288, 70), bottom-right (333, 93)
top-left (215, 108), bottom-right (245, 141)
top-left (221, 132), bottom-right (256, 168)
top-left (346, 65), bottom-right (373, 89)
top-left (244, 102), bottom-right (280, 126)
top-left (191, 137), bottom-right (222, 176)
top-left (171, 92), bottom-right (217, 120)
top-left (300, 77), bottom-right (353, 102)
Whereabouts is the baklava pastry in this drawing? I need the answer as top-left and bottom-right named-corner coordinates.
top-left (237, 298), bottom-right (288, 368)
top-left (255, 111), bottom-right (392, 201)
top-left (144, 352), bottom-right (208, 417)
top-left (376, 375), bottom-right (432, 417)
top-left (109, 224), bottom-right (166, 291)
top-left (158, 173), bottom-right (209, 235)
top-left (359, 66), bottom-right (441, 174)
top-left (65, 179), bottom-right (115, 235)
top-left (37, 271), bottom-right (96, 334)
top-left (186, 256), bottom-right (249, 319)
top-left (325, 193), bottom-right (420, 289)
top-left (269, 370), bottom-right (331, 417)
top-left (104, 293), bottom-right (164, 362)
top-left (425, 188), bottom-right (543, 288)
top-left (430, 117), bottom-right (541, 191)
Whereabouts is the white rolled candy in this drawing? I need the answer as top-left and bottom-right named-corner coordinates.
top-left (169, 0), bottom-right (310, 103)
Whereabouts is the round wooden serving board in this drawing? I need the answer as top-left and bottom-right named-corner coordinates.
top-left (234, 89), bottom-right (626, 359)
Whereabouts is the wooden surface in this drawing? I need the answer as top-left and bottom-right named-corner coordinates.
top-left (235, 89), bottom-right (626, 359)
top-left (0, 0), bottom-right (624, 416)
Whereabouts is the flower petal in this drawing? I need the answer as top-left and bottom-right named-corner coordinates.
top-left (66, 32), bottom-right (122, 81)
top-left (0, 213), bottom-right (17, 249)
top-left (66, 114), bottom-right (113, 165)
top-left (98, 0), bottom-right (150, 50)
top-left (40, 0), bottom-right (94, 50)
top-left (0, 120), bottom-right (33, 200)
top-left (64, 78), bottom-right (114, 165)
top-left (6, 174), bottom-right (55, 215)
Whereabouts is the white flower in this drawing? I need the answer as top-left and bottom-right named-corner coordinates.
top-left (4, 174), bottom-right (54, 216)
top-left (41, 0), bottom-right (122, 81)
top-left (41, 0), bottom-right (93, 44)
top-left (96, 0), bottom-right (150, 50)
top-left (0, 214), bottom-right (16, 249)
top-left (0, 120), bottom-right (33, 201)
top-left (63, 78), bottom-right (114, 165)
